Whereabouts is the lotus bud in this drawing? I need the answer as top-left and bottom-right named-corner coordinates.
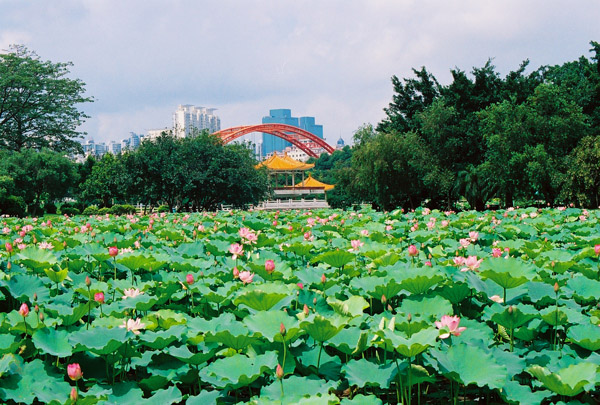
top-left (63, 241), bottom-right (67, 248)
top-left (381, 294), bottom-right (387, 305)
top-left (7, 261), bottom-right (11, 270)
top-left (407, 313), bottom-right (412, 322)
top-left (313, 297), bottom-right (317, 305)
top-left (67, 363), bottom-right (83, 381)
top-left (321, 274), bottom-right (326, 284)
top-left (108, 246), bottom-right (118, 257)
top-left (233, 267), bottom-right (240, 278)
top-left (303, 304), bottom-right (309, 316)
top-left (39, 312), bottom-right (44, 322)
top-left (554, 282), bottom-right (559, 293)
top-left (276, 364), bottom-right (284, 379)
top-left (408, 245), bottom-right (418, 257)
top-left (85, 276), bottom-right (91, 287)
top-left (5, 242), bottom-right (13, 253)
top-left (33, 293), bottom-right (37, 301)
top-left (387, 304), bottom-right (393, 312)
top-left (18, 303), bottom-right (29, 317)
top-left (186, 274), bottom-right (194, 285)
top-left (595, 244), bottom-right (600, 256)
top-left (280, 322), bottom-right (286, 337)
top-left (265, 259), bottom-right (275, 274)
top-left (34, 305), bottom-right (39, 313)
top-left (508, 306), bottom-right (514, 314)
top-left (70, 387), bottom-right (78, 403)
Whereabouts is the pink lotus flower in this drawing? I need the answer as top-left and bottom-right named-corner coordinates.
top-left (469, 231), bottom-right (479, 241)
top-left (492, 248), bottom-right (503, 258)
top-left (321, 273), bottom-right (327, 283)
top-left (360, 229), bottom-right (369, 236)
top-left (435, 315), bottom-right (466, 339)
top-left (489, 295), bottom-right (504, 303)
top-left (307, 218), bottom-right (316, 227)
top-left (38, 241), bottom-right (53, 250)
top-left (264, 259), bottom-right (275, 274)
top-left (94, 292), bottom-right (105, 304)
top-left (408, 245), bottom-right (418, 257)
top-left (425, 261), bottom-right (432, 267)
top-left (186, 274), bottom-right (194, 285)
top-left (304, 231), bottom-right (313, 241)
top-left (18, 303), bottom-right (29, 317)
top-left (119, 318), bottom-right (146, 335)
top-left (459, 238), bottom-right (471, 248)
top-left (297, 282), bottom-right (304, 289)
top-left (233, 267), bottom-right (240, 278)
top-left (385, 225), bottom-right (393, 231)
top-left (122, 288), bottom-right (143, 299)
top-left (453, 256), bottom-right (465, 266)
top-left (460, 256), bottom-right (483, 272)
top-left (67, 363), bottom-right (83, 381)
top-left (350, 239), bottom-right (364, 251)
top-left (595, 244), bottom-right (600, 256)
top-left (108, 246), bottom-right (119, 257)
top-left (5, 242), bottom-right (12, 253)
top-left (229, 243), bottom-right (244, 260)
top-left (239, 271), bottom-right (254, 284)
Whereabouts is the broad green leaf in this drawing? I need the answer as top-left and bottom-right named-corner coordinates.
top-left (31, 328), bottom-right (72, 357)
top-left (43, 267), bottom-right (68, 284)
top-left (398, 295), bottom-right (453, 321)
top-left (260, 375), bottom-right (336, 404)
top-left (199, 351), bottom-right (278, 390)
top-left (312, 250), bottom-right (355, 268)
top-left (234, 290), bottom-right (288, 311)
top-left (300, 314), bottom-right (346, 343)
top-left (378, 327), bottom-right (439, 358)
top-left (527, 363), bottom-right (598, 396)
top-left (491, 305), bottom-right (538, 330)
top-left (327, 296), bottom-right (369, 318)
top-left (16, 247), bottom-right (57, 271)
top-left (567, 323), bottom-right (600, 351)
top-left (342, 358), bottom-right (395, 389)
top-left (479, 257), bottom-right (536, 290)
top-left (429, 343), bottom-right (508, 389)
top-left (244, 310), bottom-right (304, 343)
top-left (69, 327), bottom-right (127, 355)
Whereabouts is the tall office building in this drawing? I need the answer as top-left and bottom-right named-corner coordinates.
top-left (173, 105), bottom-right (221, 138)
top-left (261, 109), bottom-right (324, 157)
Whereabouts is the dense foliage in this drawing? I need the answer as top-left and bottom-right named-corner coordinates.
top-left (0, 46), bottom-right (93, 154)
top-left (1, 207), bottom-right (600, 404)
top-left (329, 41), bottom-right (600, 210)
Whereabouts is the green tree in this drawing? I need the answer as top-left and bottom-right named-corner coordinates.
top-left (0, 45), bottom-right (93, 153)
top-left (0, 149), bottom-right (79, 215)
top-left (81, 153), bottom-right (129, 208)
top-left (562, 136), bottom-right (600, 207)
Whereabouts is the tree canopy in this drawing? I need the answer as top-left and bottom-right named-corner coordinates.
top-left (0, 45), bottom-right (93, 153)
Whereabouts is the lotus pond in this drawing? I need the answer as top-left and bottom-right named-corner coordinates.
top-left (1, 207), bottom-right (600, 404)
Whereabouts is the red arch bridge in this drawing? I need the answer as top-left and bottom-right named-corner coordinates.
top-left (213, 124), bottom-right (335, 158)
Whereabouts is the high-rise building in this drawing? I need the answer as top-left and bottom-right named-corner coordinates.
top-left (173, 105), bottom-right (221, 137)
top-left (261, 109), bottom-right (324, 157)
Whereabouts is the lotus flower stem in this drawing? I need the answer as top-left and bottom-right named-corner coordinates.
top-left (316, 341), bottom-right (324, 371)
top-left (408, 356), bottom-right (413, 405)
top-left (87, 285), bottom-right (91, 330)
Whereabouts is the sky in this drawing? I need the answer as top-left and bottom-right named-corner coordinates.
top-left (1, 0), bottom-right (599, 147)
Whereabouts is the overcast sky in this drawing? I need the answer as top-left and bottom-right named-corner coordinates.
top-left (1, 1), bottom-right (599, 146)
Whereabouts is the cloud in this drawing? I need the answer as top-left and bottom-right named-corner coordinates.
top-left (1, 0), bottom-right (599, 145)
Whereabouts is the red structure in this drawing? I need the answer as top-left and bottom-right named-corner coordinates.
top-left (214, 124), bottom-right (335, 158)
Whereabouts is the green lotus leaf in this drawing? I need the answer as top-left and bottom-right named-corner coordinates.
top-left (312, 250), bottom-right (355, 268)
top-left (119, 293), bottom-right (159, 312)
top-left (167, 343), bottom-right (218, 365)
top-left (0, 358), bottom-right (72, 404)
top-left (437, 282), bottom-right (471, 304)
top-left (567, 323), bottom-right (600, 351)
top-left (244, 310), bottom-right (303, 343)
top-left (260, 375), bottom-right (336, 404)
top-left (566, 275), bottom-right (600, 303)
top-left (372, 280), bottom-right (404, 301)
top-left (538, 250), bottom-right (576, 274)
top-left (69, 326), bottom-right (127, 355)
top-left (514, 318), bottom-right (542, 341)
top-left (31, 327), bottom-right (72, 357)
top-left (527, 363), bottom-right (598, 396)
top-left (539, 306), bottom-right (570, 327)
top-left (491, 304), bottom-right (538, 330)
top-left (0, 334), bottom-right (20, 355)
top-left (398, 273), bottom-right (444, 295)
top-left (233, 290), bottom-right (289, 311)
top-left (328, 326), bottom-right (370, 355)
top-left (117, 254), bottom-right (158, 270)
top-left (203, 314), bottom-right (259, 350)
top-left (327, 296), bottom-right (369, 318)
top-left (479, 257), bottom-right (537, 290)
top-left (138, 325), bottom-right (185, 349)
top-left (144, 385), bottom-right (182, 404)
top-left (429, 343), bottom-right (508, 389)
top-left (378, 327), bottom-right (438, 358)
top-left (300, 314), bottom-right (346, 343)
top-left (500, 380), bottom-right (552, 405)
top-left (284, 242), bottom-right (313, 257)
top-left (398, 295), bottom-right (453, 321)
top-left (187, 390), bottom-right (222, 405)
top-left (373, 252), bottom-right (400, 267)
top-left (4, 273), bottom-right (50, 302)
top-left (199, 351), bottom-right (278, 390)
top-left (43, 267), bottom-right (68, 284)
top-left (0, 354), bottom-right (23, 378)
top-left (341, 394), bottom-right (384, 404)
top-left (204, 240), bottom-right (233, 256)
top-left (95, 382), bottom-right (144, 404)
top-left (16, 247), bottom-right (57, 271)
top-left (341, 358), bottom-right (395, 389)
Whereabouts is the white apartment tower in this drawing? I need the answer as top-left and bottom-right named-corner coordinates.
top-left (173, 105), bottom-right (221, 137)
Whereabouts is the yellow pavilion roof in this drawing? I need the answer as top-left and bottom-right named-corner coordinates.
top-left (256, 152), bottom-right (315, 171)
top-left (294, 174), bottom-right (335, 191)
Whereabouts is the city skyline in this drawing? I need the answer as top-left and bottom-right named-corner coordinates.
top-left (1, 2), bottom-right (598, 146)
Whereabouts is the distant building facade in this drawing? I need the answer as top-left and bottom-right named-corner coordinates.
top-left (261, 109), bottom-right (324, 157)
top-left (173, 105), bottom-right (220, 137)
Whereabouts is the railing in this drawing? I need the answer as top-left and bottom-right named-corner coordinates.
top-left (255, 198), bottom-right (330, 210)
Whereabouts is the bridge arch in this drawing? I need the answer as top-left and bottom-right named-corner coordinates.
top-left (213, 124), bottom-right (335, 158)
